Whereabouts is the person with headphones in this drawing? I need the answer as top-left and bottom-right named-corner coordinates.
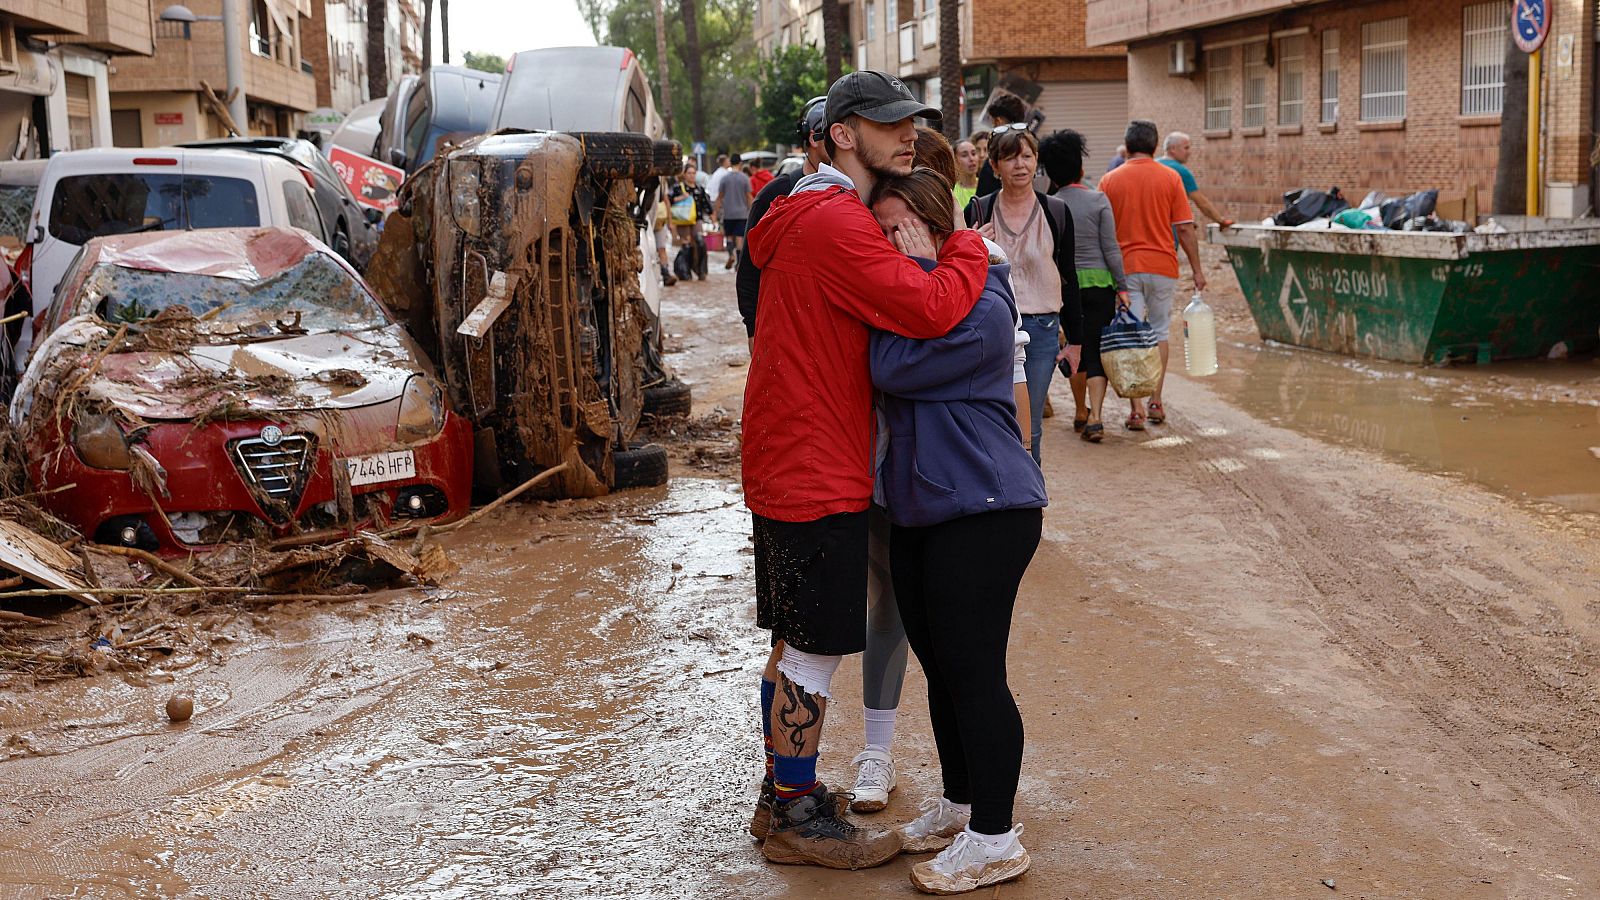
top-left (736, 96), bottom-right (830, 350)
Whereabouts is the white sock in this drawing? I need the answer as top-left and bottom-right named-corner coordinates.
top-left (862, 706), bottom-right (898, 752)
top-left (965, 827), bottom-right (1015, 851)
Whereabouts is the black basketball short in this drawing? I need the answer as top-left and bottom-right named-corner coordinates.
top-left (752, 509), bottom-right (869, 656)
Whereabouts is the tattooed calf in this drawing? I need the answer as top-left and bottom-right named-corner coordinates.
top-left (777, 675), bottom-right (823, 755)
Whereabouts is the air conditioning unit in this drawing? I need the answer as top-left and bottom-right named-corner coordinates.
top-left (0, 23), bottom-right (19, 74)
top-left (1168, 39), bottom-right (1196, 77)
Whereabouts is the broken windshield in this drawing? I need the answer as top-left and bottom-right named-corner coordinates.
top-left (81, 252), bottom-right (391, 337)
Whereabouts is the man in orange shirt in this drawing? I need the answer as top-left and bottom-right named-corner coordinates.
top-left (1098, 119), bottom-right (1206, 429)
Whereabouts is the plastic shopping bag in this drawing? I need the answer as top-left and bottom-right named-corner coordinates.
top-left (670, 194), bottom-right (697, 226)
top-left (1101, 308), bottom-right (1162, 399)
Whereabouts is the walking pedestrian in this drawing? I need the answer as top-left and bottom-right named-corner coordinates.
top-left (717, 153), bottom-right (754, 269)
top-left (975, 93), bottom-right (1026, 196)
top-left (1040, 129), bottom-right (1126, 444)
top-left (1107, 144), bottom-right (1127, 174)
top-left (1098, 120), bottom-right (1206, 429)
top-left (1158, 132), bottom-right (1235, 238)
top-left (652, 183), bottom-right (678, 287)
top-left (966, 126), bottom-right (1081, 463)
top-left (954, 139), bottom-right (980, 214)
top-left (742, 70), bottom-right (991, 870)
top-left (707, 153), bottom-right (732, 204)
top-left (866, 166), bottom-right (1047, 894)
top-left (669, 161), bottom-right (710, 281)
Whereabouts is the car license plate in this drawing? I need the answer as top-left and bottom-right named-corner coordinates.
top-left (343, 450), bottom-right (417, 486)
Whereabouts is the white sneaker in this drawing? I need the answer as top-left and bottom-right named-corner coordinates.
top-left (910, 825), bottom-right (1030, 895)
top-left (898, 795), bottom-right (970, 853)
top-left (849, 747), bottom-right (897, 813)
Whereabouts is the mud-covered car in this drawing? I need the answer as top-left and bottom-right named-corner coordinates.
top-left (10, 227), bottom-right (472, 554)
top-left (368, 129), bottom-right (684, 498)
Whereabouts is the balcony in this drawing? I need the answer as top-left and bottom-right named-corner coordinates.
top-left (16, 0), bottom-right (155, 56)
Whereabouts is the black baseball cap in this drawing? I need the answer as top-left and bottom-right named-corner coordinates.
top-left (797, 95), bottom-right (828, 145)
top-left (825, 71), bottom-right (940, 128)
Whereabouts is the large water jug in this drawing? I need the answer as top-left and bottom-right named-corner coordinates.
top-left (1183, 292), bottom-right (1218, 377)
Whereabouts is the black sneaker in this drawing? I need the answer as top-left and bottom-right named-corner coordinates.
top-left (761, 787), bottom-right (902, 869)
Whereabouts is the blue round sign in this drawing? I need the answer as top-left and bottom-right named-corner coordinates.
top-left (1513, 0), bottom-right (1550, 53)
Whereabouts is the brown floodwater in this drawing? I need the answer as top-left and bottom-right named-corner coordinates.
top-left (1205, 339), bottom-right (1600, 514)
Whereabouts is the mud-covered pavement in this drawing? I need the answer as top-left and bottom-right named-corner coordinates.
top-left (5, 259), bottom-right (1600, 898)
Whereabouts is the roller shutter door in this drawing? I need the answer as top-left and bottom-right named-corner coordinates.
top-left (1033, 80), bottom-right (1128, 187)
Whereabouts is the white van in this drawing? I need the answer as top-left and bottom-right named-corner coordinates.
top-left (21, 147), bottom-right (330, 365)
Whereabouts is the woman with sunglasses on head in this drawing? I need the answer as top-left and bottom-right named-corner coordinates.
top-left (867, 167), bottom-right (1046, 895)
top-left (966, 126), bottom-right (1081, 463)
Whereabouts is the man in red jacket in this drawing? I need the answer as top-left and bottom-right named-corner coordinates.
top-left (742, 70), bottom-right (991, 870)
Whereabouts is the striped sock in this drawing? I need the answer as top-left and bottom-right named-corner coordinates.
top-left (772, 752), bottom-right (820, 802)
top-left (760, 678), bottom-right (776, 783)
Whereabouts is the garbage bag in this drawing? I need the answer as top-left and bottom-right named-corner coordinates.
top-left (1101, 308), bottom-right (1162, 399)
top-left (1380, 189), bottom-right (1438, 228)
top-left (1273, 186), bottom-right (1349, 226)
top-left (673, 246), bottom-right (693, 281)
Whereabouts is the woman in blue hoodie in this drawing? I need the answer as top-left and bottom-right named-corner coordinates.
top-left (866, 167), bottom-right (1048, 895)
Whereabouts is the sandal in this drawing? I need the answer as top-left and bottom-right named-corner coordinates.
top-left (1072, 418), bottom-right (1087, 433)
top-left (1081, 423), bottom-right (1104, 443)
top-left (1147, 400), bottom-right (1166, 424)
top-left (1124, 413), bottom-right (1146, 431)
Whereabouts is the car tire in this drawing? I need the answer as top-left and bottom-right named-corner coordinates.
top-left (572, 133), bottom-right (684, 180)
top-left (642, 378), bottom-right (692, 418)
top-left (612, 441), bottom-right (669, 490)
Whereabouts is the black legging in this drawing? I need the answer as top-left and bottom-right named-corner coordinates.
top-left (891, 506), bottom-right (1042, 835)
top-left (1077, 285), bottom-right (1117, 379)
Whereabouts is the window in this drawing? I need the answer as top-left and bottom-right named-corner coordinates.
top-left (250, 0), bottom-right (271, 56)
top-left (866, 0), bottom-right (876, 39)
top-left (1204, 47), bottom-right (1233, 131)
top-left (1278, 34), bottom-right (1306, 126)
top-left (1242, 42), bottom-right (1268, 127)
top-left (48, 175), bottom-right (260, 244)
top-left (1321, 29), bottom-right (1340, 122)
top-left (1462, 2), bottom-right (1506, 115)
top-left (886, 0), bottom-right (897, 32)
top-left (1361, 17), bottom-right (1407, 121)
top-left (282, 181), bottom-right (324, 238)
top-left (65, 73), bottom-right (94, 151)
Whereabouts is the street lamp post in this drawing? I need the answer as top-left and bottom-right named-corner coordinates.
top-left (159, 1), bottom-right (248, 134)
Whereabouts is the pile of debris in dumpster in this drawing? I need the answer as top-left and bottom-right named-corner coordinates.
top-left (1262, 185), bottom-right (1509, 235)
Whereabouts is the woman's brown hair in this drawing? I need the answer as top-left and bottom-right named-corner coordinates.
top-left (988, 127), bottom-right (1039, 163)
top-left (913, 126), bottom-right (958, 188)
top-left (869, 167), bottom-right (957, 235)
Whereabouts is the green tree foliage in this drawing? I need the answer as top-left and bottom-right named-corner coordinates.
top-left (462, 51), bottom-right (507, 74)
top-left (756, 45), bottom-right (830, 147)
top-left (582, 0), bottom-right (759, 151)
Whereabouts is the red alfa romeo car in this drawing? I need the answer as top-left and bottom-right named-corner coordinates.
top-left (10, 227), bottom-right (472, 555)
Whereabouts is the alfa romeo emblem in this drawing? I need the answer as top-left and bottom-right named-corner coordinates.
top-left (260, 425), bottom-right (284, 446)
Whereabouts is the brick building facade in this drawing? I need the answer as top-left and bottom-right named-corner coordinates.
top-left (753, 0), bottom-right (1128, 170)
top-left (1088, 0), bottom-right (1596, 220)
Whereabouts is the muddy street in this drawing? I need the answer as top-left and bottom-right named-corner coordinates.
top-left (4, 260), bottom-right (1600, 898)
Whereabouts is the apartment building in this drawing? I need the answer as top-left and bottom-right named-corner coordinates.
top-left (753, 0), bottom-right (1127, 181)
top-left (1086, 0), bottom-right (1595, 219)
top-left (1, 0), bottom-right (154, 156)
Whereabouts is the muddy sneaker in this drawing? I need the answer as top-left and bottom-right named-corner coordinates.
top-left (761, 789), bottom-right (903, 869)
top-left (899, 796), bottom-right (971, 853)
top-left (749, 781), bottom-right (776, 840)
top-left (849, 748), bottom-right (896, 813)
top-left (910, 825), bottom-right (1030, 894)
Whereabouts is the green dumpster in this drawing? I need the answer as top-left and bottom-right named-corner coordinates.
top-left (1210, 217), bottom-right (1600, 363)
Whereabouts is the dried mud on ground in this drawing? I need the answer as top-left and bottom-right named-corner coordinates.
top-left (3, 264), bottom-right (1600, 898)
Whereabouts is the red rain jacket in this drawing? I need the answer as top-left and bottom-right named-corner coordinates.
top-left (742, 182), bottom-right (989, 523)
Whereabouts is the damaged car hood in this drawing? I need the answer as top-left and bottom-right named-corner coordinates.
top-left (17, 316), bottom-right (421, 423)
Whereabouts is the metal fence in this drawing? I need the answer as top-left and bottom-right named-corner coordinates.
top-left (1205, 47), bottom-right (1232, 131)
top-left (1321, 29), bottom-right (1339, 123)
top-left (1461, 2), bottom-right (1506, 115)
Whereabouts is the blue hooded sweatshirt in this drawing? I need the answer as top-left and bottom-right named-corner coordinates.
top-left (869, 259), bottom-right (1049, 528)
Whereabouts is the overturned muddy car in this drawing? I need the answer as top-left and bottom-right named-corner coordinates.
top-left (368, 129), bottom-right (685, 498)
top-left (10, 227), bottom-right (473, 554)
